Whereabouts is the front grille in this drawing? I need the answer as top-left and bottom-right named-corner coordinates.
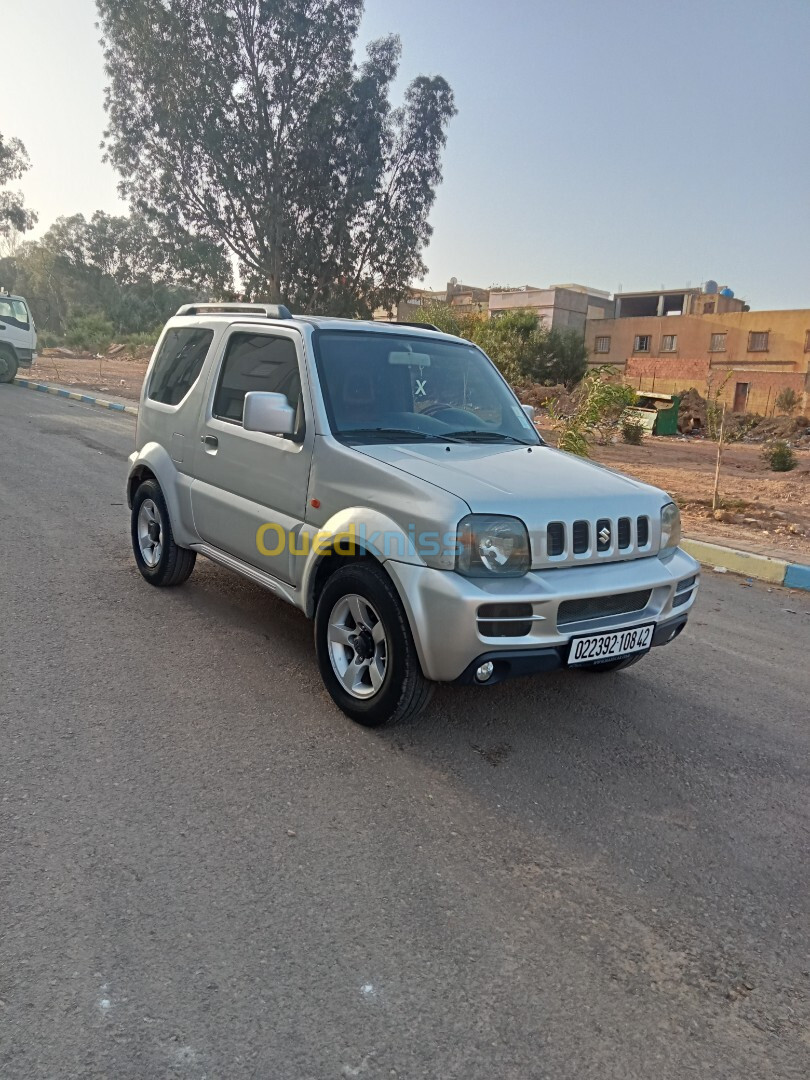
top-left (477, 602), bottom-right (534, 638)
top-left (557, 590), bottom-right (652, 628)
top-left (541, 514), bottom-right (652, 564)
top-left (547, 522), bottom-right (565, 557)
top-left (672, 591), bottom-right (692, 608)
top-left (676, 576), bottom-right (697, 593)
top-left (572, 520), bottom-right (589, 554)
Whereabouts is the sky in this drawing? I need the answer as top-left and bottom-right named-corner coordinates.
top-left (1, 0), bottom-right (809, 309)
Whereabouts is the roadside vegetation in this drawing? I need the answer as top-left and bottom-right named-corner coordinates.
top-left (413, 302), bottom-right (589, 388)
top-left (762, 440), bottom-right (798, 472)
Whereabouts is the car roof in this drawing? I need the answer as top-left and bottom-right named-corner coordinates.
top-left (170, 310), bottom-right (459, 344)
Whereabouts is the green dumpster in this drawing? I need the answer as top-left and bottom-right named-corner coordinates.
top-left (626, 393), bottom-right (681, 436)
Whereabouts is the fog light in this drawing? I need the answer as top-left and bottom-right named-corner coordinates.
top-left (475, 662), bottom-right (495, 683)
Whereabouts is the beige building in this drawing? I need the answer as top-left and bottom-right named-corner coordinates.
top-left (611, 284), bottom-right (746, 320)
top-left (489, 283), bottom-right (613, 332)
top-left (585, 299), bottom-right (810, 415)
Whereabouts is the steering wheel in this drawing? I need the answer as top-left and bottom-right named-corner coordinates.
top-left (420, 405), bottom-right (488, 428)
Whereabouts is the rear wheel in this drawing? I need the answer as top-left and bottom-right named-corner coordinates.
top-left (315, 561), bottom-right (433, 727)
top-left (131, 479), bottom-right (196, 587)
top-left (0, 347), bottom-right (18, 383)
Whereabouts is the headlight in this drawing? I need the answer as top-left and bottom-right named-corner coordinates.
top-left (660, 502), bottom-right (681, 558)
top-left (456, 514), bottom-right (531, 577)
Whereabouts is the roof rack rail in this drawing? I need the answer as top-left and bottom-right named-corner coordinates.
top-left (391, 321), bottom-right (442, 332)
top-left (175, 302), bottom-right (293, 319)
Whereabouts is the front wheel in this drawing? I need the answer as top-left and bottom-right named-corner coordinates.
top-left (314, 561), bottom-right (433, 727)
top-left (0, 348), bottom-right (18, 383)
top-left (131, 479), bottom-right (196, 586)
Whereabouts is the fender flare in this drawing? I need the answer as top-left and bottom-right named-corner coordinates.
top-left (300, 506), bottom-right (427, 618)
top-left (127, 442), bottom-right (197, 547)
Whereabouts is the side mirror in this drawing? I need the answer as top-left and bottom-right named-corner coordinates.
top-left (522, 404), bottom-right (536, 421)
top-left (243, 391), bottom-right (296, 436)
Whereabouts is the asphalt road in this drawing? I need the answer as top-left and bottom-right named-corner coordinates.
top-left (1, 386), bottom-right (808, 1080)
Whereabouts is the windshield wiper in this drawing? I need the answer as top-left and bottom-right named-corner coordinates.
top-left (444, 429), bottom-right (531, 444)
top-left (340, 427), bottom-right (462, 443)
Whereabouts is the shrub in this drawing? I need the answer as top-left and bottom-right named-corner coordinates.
top-left (579, 367), bottom-right (637, 444)
top-left (555, 418), bottom-right (590, 457)
top-left (65, 313), bottom-right (115, 354)
top-left (122, 330), bottom-right (161, 350)
top-left (761, 440), bottom-right (797, 472)
top-left (36, 329), bottom-right (62, 349)
top-left (621, 416), bottom-right (645, 445)
top-left (774, 387), bottom-right (800, 416)
top-left (547, 367), bottom-right (637, 455)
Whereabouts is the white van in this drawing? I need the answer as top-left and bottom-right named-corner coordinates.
top-left (0, 291), bottom-right (37, 382)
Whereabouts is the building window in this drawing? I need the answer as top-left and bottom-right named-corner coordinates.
top-left (661, 334), bottom-right (677, 352)
top-left (594, 336), bottom-right (611, 354)
top-left (804, 330), bottom-right (810, 352)
top-left (633, 335), bottom-right (651, 353)
top-left (709, 332), bottom-right (727, 353)
top-left (748, 331), bottom-right (769, 352)
top-left (703, 301), bottom-right (716, 314)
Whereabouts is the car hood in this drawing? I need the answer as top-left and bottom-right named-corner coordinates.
top-left (356, 442), bottom-right (670, 563)
top-left (357, 442), bottom-right (663, 506)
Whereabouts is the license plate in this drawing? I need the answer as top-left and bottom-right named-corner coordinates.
top-left (568, 623), bottom-right (654, 666)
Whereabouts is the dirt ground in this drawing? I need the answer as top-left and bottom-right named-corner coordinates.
top-left (22, 353), bottom-right (810, 561)
top-left (29, 352), bottom-right (149, 403)
top-left (538, 428), bottom-right (810, 562)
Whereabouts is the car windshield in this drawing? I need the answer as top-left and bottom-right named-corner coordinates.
top-left (0, 298), bottom-right (30, 329)
top-left (314, 330), bottom-right (540, 445)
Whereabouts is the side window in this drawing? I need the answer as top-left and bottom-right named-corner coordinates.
top-left (148, 327), bottom-right (214, 405)
top-left (213, 332), bottom-right (301, 427)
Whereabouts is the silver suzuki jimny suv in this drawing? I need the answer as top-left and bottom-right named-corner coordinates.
top-left (127, 303), bottom-right (699, 726)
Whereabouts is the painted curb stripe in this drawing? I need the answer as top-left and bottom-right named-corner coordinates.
top-left (682, 537), bottom-right (809, 592)
top-left (784, 563), bottom-right (810, 590)
top-left (12, 376), bottom-right (138, 415)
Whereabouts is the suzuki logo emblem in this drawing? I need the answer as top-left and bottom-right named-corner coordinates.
top-left (598, 526), bottom-right (611, 545)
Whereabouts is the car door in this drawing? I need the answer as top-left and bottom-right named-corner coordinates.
top-left (190, 325), bottom-right (313, 583)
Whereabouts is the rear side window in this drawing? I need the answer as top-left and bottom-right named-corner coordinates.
top-left (148, 327), bottom-right (213, 405)
top-left (213, 332), bottom-right (301, 423)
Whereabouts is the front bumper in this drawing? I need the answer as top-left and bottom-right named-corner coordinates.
top-left (454, 613), bottom-right (688, 685)
top-left (385, 547), bottom-right (699, 682)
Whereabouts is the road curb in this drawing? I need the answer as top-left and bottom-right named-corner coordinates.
top-left (13, 376), bottom-right (139, 415)
top-left (682, 538), bottom-right (809, 591)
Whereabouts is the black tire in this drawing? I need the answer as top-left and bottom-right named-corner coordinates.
top-left (314, 560), bottom-right (434, 727)
top-left (0, 347), bottom-right (18, 383)
top-left (131, 479), bottom-right (196, 587)
top-left (579, 652), bottom-right (645, 673)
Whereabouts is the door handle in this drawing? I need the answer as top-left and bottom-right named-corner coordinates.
top-left (201, 434), bottom-right (219, 449)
